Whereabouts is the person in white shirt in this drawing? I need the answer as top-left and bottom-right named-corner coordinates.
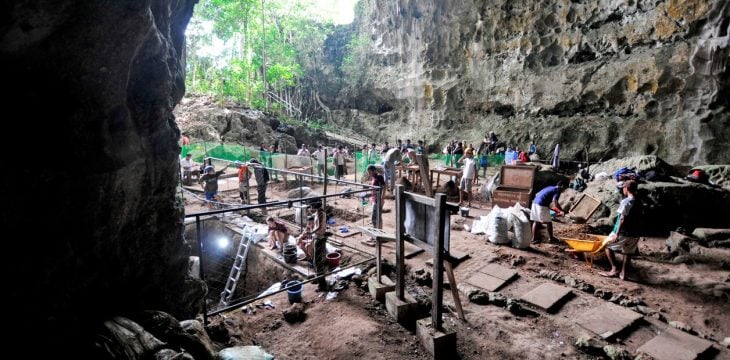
top-left (180, 153), bottom-right (198, 185)
top-left (457, 149), bottom-right (477, 207)
top-left (383, 147), bottom-right (402, 193)
top-left (312, 146), bottom-right (327, 181)
top-left (334, 145), bottom-right (346, 179)
top-left (297, 144), bottom-right (310, 157)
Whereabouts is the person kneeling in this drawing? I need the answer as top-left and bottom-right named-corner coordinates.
top-left (296, 216), bottom-right (315, 262)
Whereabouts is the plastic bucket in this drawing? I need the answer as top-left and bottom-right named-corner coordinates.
top-left (286, 280), bottom-right (303, 304)
top-left (326, 252), bottom-right (341, 268)
top-left (460, 207), bottom-right (470, 217)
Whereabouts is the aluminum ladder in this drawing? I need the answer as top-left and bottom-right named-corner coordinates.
top-left (218, 225), bottom-right (256, 308)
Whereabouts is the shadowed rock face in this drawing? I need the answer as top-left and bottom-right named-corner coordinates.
top-left (320, 0), bottom-right (730, 165)
top-left (0, 0), bottom-right (198, 354)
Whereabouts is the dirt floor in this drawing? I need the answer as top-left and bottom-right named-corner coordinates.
top-left (183, 165), bottom-right (730, 359)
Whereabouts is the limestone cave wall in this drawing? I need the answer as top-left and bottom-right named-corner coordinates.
top-left (0, 0), bottom-right (199, 354)
top-left (322, 0), bottom-right (729, 165)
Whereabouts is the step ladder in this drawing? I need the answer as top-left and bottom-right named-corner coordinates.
top-left (218, 225), bottom-right (257, 308)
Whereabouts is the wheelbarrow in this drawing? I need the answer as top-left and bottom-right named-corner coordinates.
top-left (562, 234), bottom-right (609, 268)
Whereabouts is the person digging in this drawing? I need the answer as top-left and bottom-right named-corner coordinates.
top-left (530, 180), bottom-right (567, 244)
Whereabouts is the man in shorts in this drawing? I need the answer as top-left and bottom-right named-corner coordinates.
top-left (600, 180), bottom-right (641, 281)
top-left (530, 180), bottom-right (567, 243)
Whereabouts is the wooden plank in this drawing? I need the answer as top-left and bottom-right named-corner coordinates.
top-left (404, 241), bottom-right (425, 258)
top-left (357, 226), bottom-right (396, 241)
top-left (432, 193), bottom-right (447, 330)
top-left (416, 154), bottom-right (433, 196)
top-left (395, 184), bottom-right (406, 299)
top-left (444, 261), bottom-right (465, 320)
top-left (568, 193), bottom-right (602, 221)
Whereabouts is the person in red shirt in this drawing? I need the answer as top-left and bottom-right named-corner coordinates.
top-left (266, 216), bottom-right (288, 252)
top-left (181, 133), bottom-right (190, 146)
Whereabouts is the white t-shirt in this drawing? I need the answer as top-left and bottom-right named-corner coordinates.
top-left (462, 157), bottom-right (477, 179)
top-left (297, 149), bottom-right (310, 157)
top-left (335, 150), bottom-right (345, 165)
top-left (383, 148), bottom-right (402, 166)
top-left (180, 158), bottom-right (194, 170)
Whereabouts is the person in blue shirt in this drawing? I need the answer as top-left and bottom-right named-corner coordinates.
top-left (530, 180), bottom-right (567, 243)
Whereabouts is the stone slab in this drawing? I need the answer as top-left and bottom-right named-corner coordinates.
top-left (636, 328), bottom-right (714, 360)
top-left (416, 318), bottom-right (457, 359)
top-left (574, 302), bottom-right (643, 339)
top-left (368, 276), bottom-right (395, 302)
top-left (466, 272), bottom-right (509, 292)
top-left (481, 263), bottom-right (518, 281)
top-left (385, 291), bottom-right (420, 325)
top-left (519, 283), bottom-right (572, 313)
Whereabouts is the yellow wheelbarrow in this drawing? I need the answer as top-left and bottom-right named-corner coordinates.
top-left (562, 234), bottom-right (609, 268)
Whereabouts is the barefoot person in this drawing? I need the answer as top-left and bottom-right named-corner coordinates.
top-left (530, 180), bottom-right (567, 243)
top-left (600, 179), bottom-right (641, 281)
top-left (266, 216), bottom-right (288, 252)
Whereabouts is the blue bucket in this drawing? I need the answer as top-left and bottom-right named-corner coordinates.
top-left (286, 280), bottom-right (303, 304)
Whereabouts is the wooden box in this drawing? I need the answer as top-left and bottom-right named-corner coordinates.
top-left (492, 165), bottom-right (536, 208)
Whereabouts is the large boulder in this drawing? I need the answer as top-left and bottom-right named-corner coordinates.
top-left (566, 177), bottom-right (730, 233)
top-left (588, 155), bottom-right (676, 178)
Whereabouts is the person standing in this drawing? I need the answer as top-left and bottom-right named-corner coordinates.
top-left (383, 147), bottom-right (402, 194)
top-left (250, 159), bottom-right (269, 214)
top-left (297, 144), bottom-right (310, 157)
top-left (367, 143), bottom-right (378, 164)
top-left (367, 165), bottom-right (386, 228)
top-left (530, 180), bottom-right (567, 243)
top-left (600, 180), bottom-right (641, 281)
top-left (415, 140), bottom-right (425, 155)
top-left (310, 201), bottom-right (328, 290)
top-left (181, 133), bottom-right (190, 146)
top-left (237, 161), bottom-right (251, 204)
top-left (334, 145), bottom-right (346, 180)
top-left (180, 153), bottom-right (198, 186)
top-left (199, 163), bottom-right (230, 210)
top-left (312, 145), bottom-right (327, 182)
top-left (457, 149), bottom-right (477, 207)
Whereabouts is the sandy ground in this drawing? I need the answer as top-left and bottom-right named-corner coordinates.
top-left (183, 166), bottom-right (730, 359)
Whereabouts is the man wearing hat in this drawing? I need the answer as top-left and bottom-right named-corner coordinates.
top-left (198, 162), bottom-right (230, 210)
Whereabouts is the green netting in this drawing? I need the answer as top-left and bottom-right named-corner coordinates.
top-left (182, 142), bottom-right (508, 179)
top-left (182, 142), bottom-right (333, 176)
top-left (354, 151), bottom-right (383, 175)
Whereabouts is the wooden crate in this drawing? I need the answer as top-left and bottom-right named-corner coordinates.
top-left (492, 165), bottom-right (536, 208)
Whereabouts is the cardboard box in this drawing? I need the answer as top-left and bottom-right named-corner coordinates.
top-left (492, 165), bottom-right (536, 208)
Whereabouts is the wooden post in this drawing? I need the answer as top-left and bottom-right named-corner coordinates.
top-left (416, 154), bottom-right (433, 196)
top-left (432, 193), bottom-right (447, 330)
top-left (395, 184), bottom-right (406, 300)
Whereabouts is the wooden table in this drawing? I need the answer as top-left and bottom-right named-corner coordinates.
top-left (430, 167), bottom-right (463, 188)
top-left (396, 164), bottom-right (422, 189)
